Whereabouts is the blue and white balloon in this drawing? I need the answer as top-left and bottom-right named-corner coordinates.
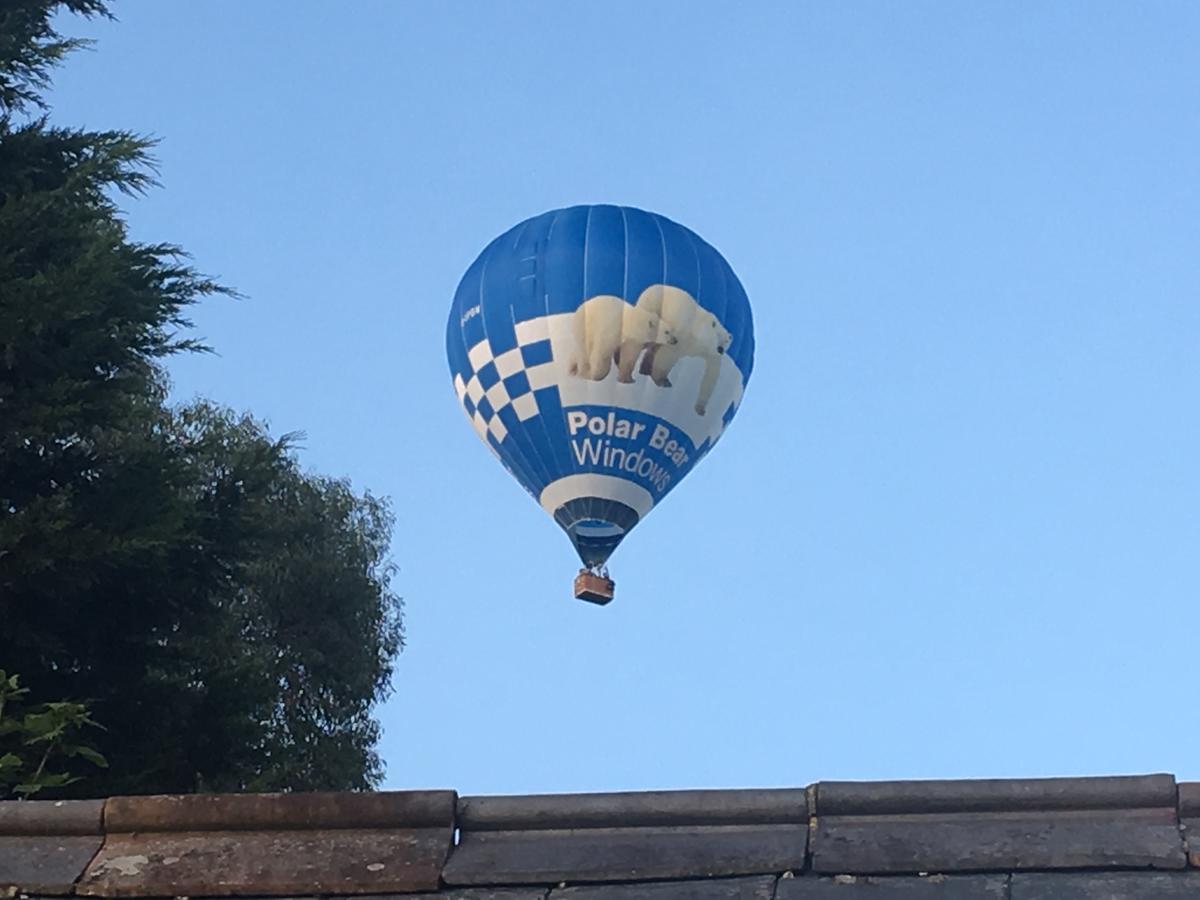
top-left (446, 205), bottom-right (754, 570)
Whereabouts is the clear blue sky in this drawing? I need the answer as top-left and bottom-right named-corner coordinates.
top-left (49, 2), bottom-right (1198, 794)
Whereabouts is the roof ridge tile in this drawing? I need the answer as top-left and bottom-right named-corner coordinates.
top-left (104, 789), bottom-right (456, 832)
top-left (814, 773), bottom-right (1177, 816)
top-left (458, 788), bottom-right (808, 831)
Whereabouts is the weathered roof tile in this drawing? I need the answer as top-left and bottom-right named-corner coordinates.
top-left (810, 774), bottom-right (1186, 874)
top-left (1011, 871), bottom-right (1200, 898)
top-left (444, 824), bottom-right (808, 887)
top-left (775, 874), bottom-right (1008, 898)
top-left (0, 798), bottom-right (104, 895)
top-left (104, 790), bottom-right (453, 832)
top-left (817, 774), bottom-right (1177, 815)
top-left (458, 789), bottom-right (808, 830)
top-left (392, 891), bottom-right (550, 900)
top-left (445, 789), bottom-right (808, 887)
top-left (550, 875), bottom-right (777, 899)
top-left (1179, 782), bottom-right (1200, 817)
top-left (0, 797), bottom-right (104, 835)
top-left (78, 791), bottom-right (455, 897)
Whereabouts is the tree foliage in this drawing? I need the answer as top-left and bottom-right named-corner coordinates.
top-left (0, 670), bottom-right (106, 799)
top-left (0, 1), bottom-right (109, 113)
top-left (0, 1), bottom-right (403, 795)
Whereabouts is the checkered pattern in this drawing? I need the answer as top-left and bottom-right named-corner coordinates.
top-left (453, 316), bottom-right (558, 448)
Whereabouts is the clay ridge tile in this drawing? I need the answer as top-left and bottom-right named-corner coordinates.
top-left (77, 791), bottom-right (457, 897)
top-left (809, 774), bottom-right (1186, 875)
top-left (815, 773), bottom-right (1177, 816)
top-left (458, 788), bottom-right (809, 831)
top-left (0, 798), bottom-right (104, 835)
top-left (104, 789), bottom-right (455, 832)
top-left (1178, 782), bottom-right (1200, 818)
top-left (0, 799), bottom-right (106, 894)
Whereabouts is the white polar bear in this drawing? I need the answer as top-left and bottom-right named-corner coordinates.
top-left (568, 294), bottom-right (677, 382)
top-left (634, 284), bottom-right (733, 415)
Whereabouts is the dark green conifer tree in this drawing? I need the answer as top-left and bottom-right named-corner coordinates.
top-left (0, 1), bottom-right (402, 795)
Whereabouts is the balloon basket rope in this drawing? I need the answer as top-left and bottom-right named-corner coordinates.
top-left (574, 567), bottom-right (615, 605)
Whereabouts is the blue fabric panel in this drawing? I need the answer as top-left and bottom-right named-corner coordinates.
top-left (446, 204), bottom-right (755, 567)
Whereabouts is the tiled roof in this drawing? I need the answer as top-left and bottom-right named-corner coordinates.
top-left (4, 774), bottom-right (1200, 898)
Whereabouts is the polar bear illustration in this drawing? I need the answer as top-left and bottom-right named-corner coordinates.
top-left (634, 284), bottom-right (733, 415)
top-left (568, 294), bottom-right (677, 382)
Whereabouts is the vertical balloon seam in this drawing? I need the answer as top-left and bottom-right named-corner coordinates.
top-left (445, 279), bottom-right (463, 422)
top-left (718, 253), bottom-right (750, 448)
top-left (579, 206), bottom-right (629, 563)
top-left (629, 214), bottom-right (673, 509)
top-left (613, 204), bottom-right (645, 555)
top-left (448, 255), bottom-right (483, 447)
top-left (508, 301), bottom-right (556, 501)
top-left (619, 210), bottom-right (655, 525)
top-left (622, 209), bottom-right (655, 523)
top-left (721, 253), bottom-right (748, 378)
top-left (447, 253), bottom-right (478, 388)
top-left (678, 219), bottom-right (722, 464)
top-left (652, 214), bottom-right (685, 336)
top-left (451, 258), bottom-right (509, 517)
top-left (467, 239), bottom-right (510, 478)
top-left (636, 216), bottom-right (679, 507)
top-left (709, 245), bottom-right (735, 456)
top-left (533, 208), bottom-right (569, 553)
top-left (648, 210), bottom-right (673, 520)
top-left (579, 204), bottom-right (602, 541)
top-left (693, 221), bottom-right (748, 454)
top-left (659, 214), bottom-right (705, 410)
top-left (618, 205), bottom-right (646, 551)
top-left (499, 213), bottom-right (542, 494)
top-left (471, 234), bottom-right (497, 461)
top-left (630, 210), bottom-right (657, 463)
top-left (495, 215), bottom-right (554, 503)
top-left (473, 240), bottom-right (503, 458)
top-left (575, 205), bottom-right (601, 561)
top-left (727, 254), bottom-right (749, 378)
top-left (475, 233), bottom-right (536, 501)
top-left (532, 209), bottom-right (569, 510)
top-left (676, 217), bottom-right (717, 457)
top-left (723, 253), bottom-right (754, 380)
top-left (578, 202), bottom-right (597, 535)
top-left (737, 252), bottom-right (756, 376)
top-left (686, 222), bottom-right (743, 444)
top-left (622, 207), bottom-right (657, 537)
top-left (480, 226), bottom-right (541, 505)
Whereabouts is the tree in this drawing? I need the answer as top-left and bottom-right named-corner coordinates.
top-left (0, 1), bottom-right (403, 794)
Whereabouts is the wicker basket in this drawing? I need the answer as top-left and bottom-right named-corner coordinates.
top-left (573, 570), bottom-right (615, 605)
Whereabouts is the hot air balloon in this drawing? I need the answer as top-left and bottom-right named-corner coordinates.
top-left (446, 205), bottom-right (754, 604)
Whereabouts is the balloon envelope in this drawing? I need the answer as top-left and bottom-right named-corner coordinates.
top-left (446, 205), bottom-right (754, 567)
